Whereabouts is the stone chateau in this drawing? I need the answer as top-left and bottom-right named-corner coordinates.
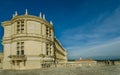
top-left (1, 9), bottom-right (67, 70)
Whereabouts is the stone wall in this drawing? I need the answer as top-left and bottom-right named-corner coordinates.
top-left (40, 61), bottom-right (97, 68)
top-left (56, 61), bottom-right (97, 67)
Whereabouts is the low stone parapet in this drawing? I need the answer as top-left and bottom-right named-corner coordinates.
top-left (54, 61), bottom-right (97, 68)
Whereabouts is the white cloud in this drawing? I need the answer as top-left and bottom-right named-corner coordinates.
top-left (60, 6), bottom-right (120, 59)
top-left (68, 37), bottom-right (120, 59)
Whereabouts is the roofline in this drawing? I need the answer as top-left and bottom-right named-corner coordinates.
top-left (1, 15), bottom-right (53, 27)
top-left (54, 37), bottom-right (67, 52)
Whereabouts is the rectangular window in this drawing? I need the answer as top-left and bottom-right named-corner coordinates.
top-left (17, 42), bottom-right (24, 55)
top-left (17, 42), bottom-right (20, 45)
top-left (12, 61), bottom-right (15, 65)
top-left (46, 27), bottom-right (52, 38)
top-left (17, 25), bottom-right (20, 27)
top-left (46, 44), bottom-right (49, 55)
top-left (21, 28), bottom-right (24, 31)
top-left (17, 21), bottom-right (20, 24)
top-left (17, 46), bottom-right (19, 50)
top-left (17, 29), bottom-right (20, 31)
top-left (21, 24), bottom-right (24, 27)
top-left (17, 20), bottom-right (25, 34)
top-left (46, 51), bottom-right (49, 55)
top-left (21, 46), bottom-right (24, 50)
top-left (21, 42), bottom-right (24, 45)
top-left (46, 27), bottom-right (49, 37)
top-left (21, 20), bottom-right (24, 23)
top-left (46, 43), bottom-right (52, 56)
top-left (49, 45), bottom-right (52, 56)
top-left (21, 50), bottom-right (24, 55)
top-left (17, 50), bottom-right (19, 55)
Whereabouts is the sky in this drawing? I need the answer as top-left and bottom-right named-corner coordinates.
top-left (0, 0), bottom-right (120, 60)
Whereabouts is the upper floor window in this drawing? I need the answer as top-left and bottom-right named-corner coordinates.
top-left (46, 27), bottom-right (52, 38)
top-left (17, 20), bottom-right (25, 34)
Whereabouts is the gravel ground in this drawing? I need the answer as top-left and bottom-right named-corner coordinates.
top-left (0, 65), bottom-right (120, 75)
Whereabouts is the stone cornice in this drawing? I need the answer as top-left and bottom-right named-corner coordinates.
top-left (2, 21), bottom-right (11, 26)
top-left (2, 15), bottom-right (54, 29)
top-left (12, 15), bottom-right (46, 22)
top-left (12, 15), bottom-right (53, 27)
top-left (2, 34), bottom-right (54, 44)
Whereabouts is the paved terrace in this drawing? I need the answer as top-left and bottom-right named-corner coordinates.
top-left (0, 65), bottom-right (120, 75)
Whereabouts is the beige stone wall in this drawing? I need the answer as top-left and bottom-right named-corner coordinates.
top-left (3, 44), bottom-right (11, 69)
top-left (42, 42), bottom-right (46, 55)
top-left (25, 41), bottom-right (42, 55)
top-left (25, 60), bottom-right (41, 69)
top-left (27, 21), bottom-right (41, 34)
top-left (4, 25), bottom-right (11, 37)
top-left (11, 42), bottom-right (17, 55)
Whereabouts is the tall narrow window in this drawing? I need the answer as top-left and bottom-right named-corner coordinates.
top-left (17, 41), bottom-right (24, 55)
top-left (46, 27), bottom-right (52, 39)
top-left (46, 43), bottom-right (52, 56)
top-left (46, 43), bottom-right (49, 55)
top-left (17, 50), bottom-right (19, 55)
top-left (46, 27), bottom-right (49, 37)
top-left (48, 44), bottom-right (50, 55)
top-left (49, 44), bottom-right (52, 56)
top-left (17, 20), bottom-right (25, 34)
top-left (21, 50), bottom-right (24, 55)
top-left (49, 29), bottom-right (52, 37)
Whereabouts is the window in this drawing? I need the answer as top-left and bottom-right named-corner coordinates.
top-left (46, 27), bottom-right (49, 37)
top-left (21, 46), bottom-right (24, 50)
top-left (46, 43), bottom-right (52, 56)
top-left (12, 61), bottom-right (15, 65)
top-left (17, 21), bottom-right (20, 24)
top-left (17, 25), bottom-right (20, 27)
top-left (21, 20), bottom-right (24, 23)
top-left (17, 46), bottom-right (19, 50)
top-left (49, 30), bottom-right (51, 36)
top-left (49, 44), bottom-right (52, 55)
top-left (46, 27), bottom-right (52, 38)
top-left (17, 20), bottom-right (25, 34)
top-left (46, 44), bottom-right (49, 55)
top-left (17, 42), bottom-right (20, 45)
top-left (17, 50), bottom-right (19, 55)
top-left (17, 42), bottom-right (24, 55)
top-left (21, 50), bottom-right (24, 55)
top-left (21, 42), bottom-right (24, 45)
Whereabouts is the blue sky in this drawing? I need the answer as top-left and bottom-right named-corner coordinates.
top-left (0, 0), bottom-right (120, 59)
